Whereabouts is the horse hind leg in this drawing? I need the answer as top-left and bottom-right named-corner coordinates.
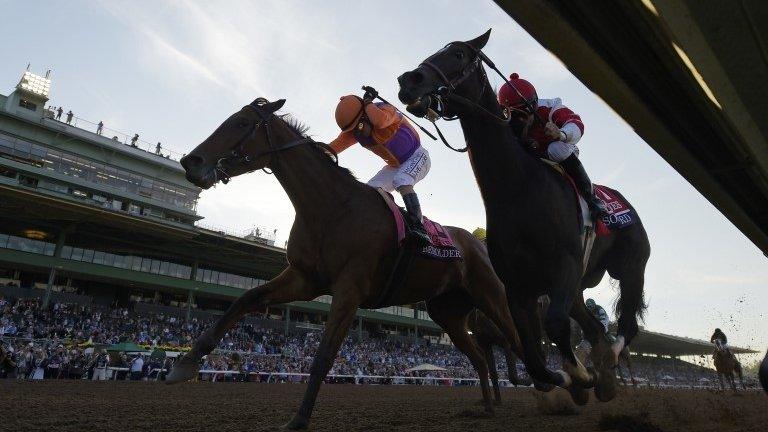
top-left (427, 295), bottom-right (495, 414)
top-left (167, 267), bottom-right (316, 384)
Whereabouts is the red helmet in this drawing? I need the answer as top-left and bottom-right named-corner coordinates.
top-left (498, 73), bottom-right (538, 113)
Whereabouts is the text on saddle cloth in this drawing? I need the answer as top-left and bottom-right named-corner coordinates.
top-left (594, 185), bottom-right (637, 231)
top-left (375, 188), bottom-right (462, 261)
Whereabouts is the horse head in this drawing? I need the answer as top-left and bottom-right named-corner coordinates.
top-left (397, 29), bottom-right (493, 120)
top-left (180, 98), bottom-right (301, 189)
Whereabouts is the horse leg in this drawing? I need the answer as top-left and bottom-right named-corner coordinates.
top-left (505, 299), bottom-right (564, 390)
top-left (427, 295), bottom-right (494, 414)
top-left (168, 267), bottom-right (315, 383)
top-left (718, 372), bottom-right (725, 391)
top-left (625, 351), bottom-right (637, 387)
top-left (570, 291), bottom-right (618, 402)
top-left (284, 291), bottom-right (360, 430)
top-left (502, 345), bottom-right (525, 386)
top-left (483, 344), bottom-right (502, 404)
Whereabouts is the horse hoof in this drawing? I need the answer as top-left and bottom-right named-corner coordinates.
top-left (281, 416), bottom-right (309, 431)
top-left (593, 369), bottom-right (619, 402)
top-left (534, 379), bottom-right (556, 392)
top-left (165, 355), bottom-right (200, 384)
top-left (567, 384), bottom-right (590, 406)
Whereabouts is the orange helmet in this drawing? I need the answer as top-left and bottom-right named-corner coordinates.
top-left (335, 95), bottom-right (365, 132)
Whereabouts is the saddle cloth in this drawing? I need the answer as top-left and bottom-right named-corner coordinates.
top-left (376, 188), bottom-right (462, 261)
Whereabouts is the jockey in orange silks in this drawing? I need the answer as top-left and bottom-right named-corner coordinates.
top-left (329, 90), bottom-right (431, 243)
top-left (498, 73), bottom-right (607, 218)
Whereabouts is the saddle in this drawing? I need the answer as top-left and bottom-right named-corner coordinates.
top-left (371, 189), bottom-right (462, 308)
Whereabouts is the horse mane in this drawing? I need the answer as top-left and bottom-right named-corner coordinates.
top-left (278, 113), bottom-right (357, 180)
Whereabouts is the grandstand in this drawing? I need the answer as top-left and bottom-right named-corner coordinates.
top-left (0, 69), bottom-right (442, 344)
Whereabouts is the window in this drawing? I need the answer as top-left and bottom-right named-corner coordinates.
top-left (159, 261), bottom-right (170, 276)
top-left (82, 249), bottom-right (94, 262)
top-left (0, 234), bottom-right (8, 248)
top-left (113, 254), bottom-right (127, 269)
top-left (150, 260), bottom-right (161, 274)
top-left (131, 256), bottom-right (143, 271)
top-left (92, 251), bottom-right (105, 264)
top-left (60, 246), bottom-right (72, 259)
top-left (19, 99), bottom-right (37, 111)
top-left (70, 248), bottom-right (84, 261)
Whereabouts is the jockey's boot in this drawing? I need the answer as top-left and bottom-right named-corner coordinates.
top-left (402, 192), bottom-right (432, 246)
top-left (560, 153), bottom-right (608, 220)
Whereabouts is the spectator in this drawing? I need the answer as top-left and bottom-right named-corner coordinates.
top-left (97, 121), bottom-right (104, 135)
top-left (56, 107), bottom-right (63, 120)
top-left (155, 142), bottom-right (162, 155)
top-left (130, 134), bottom-right (139, 148)
top-left (130, 355), bottom-right (144, 381)
top-left (66, 110), bottom-right (73, 125)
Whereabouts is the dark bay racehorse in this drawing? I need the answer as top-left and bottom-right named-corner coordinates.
top-left (168, 98), bottom-right (525, 429)
top-left (397, 30), bottom-right (650, 403)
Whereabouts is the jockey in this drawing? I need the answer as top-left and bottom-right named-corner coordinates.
top-left (711, 328), bottom-right (732, 355)
top-left (585, 298), bottom-right (610, 333)
top-left (498, 74), bottom-right (607, 218)
top-left (329, 89), bottom-right (431, 244)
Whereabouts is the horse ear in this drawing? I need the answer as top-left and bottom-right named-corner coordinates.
top-left (467, 29), bottom-right (492, 50)
top-left (264, 99), bottom-right (286, 113)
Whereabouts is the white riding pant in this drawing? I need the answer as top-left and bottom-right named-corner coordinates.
top-left (367, 146), bottom-right (431, 192)
top-left (547, 141), bottom-right (579, 162)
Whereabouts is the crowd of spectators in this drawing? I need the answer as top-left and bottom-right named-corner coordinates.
top-left (0, 296), bottom-right (724, 387)
top-left (0, 297), bottom-right (487, 383)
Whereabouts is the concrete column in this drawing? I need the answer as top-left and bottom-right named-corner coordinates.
top-left (284, 306), bottom-right (291, 336)
top-left (187, 260), bottom-right (198, 321)
top-left (357, 316), bottom-right (363, 341)
top-left (43, 229), bottom-right (67, 307)
top-left (186, 290), bottom-right (194, 321)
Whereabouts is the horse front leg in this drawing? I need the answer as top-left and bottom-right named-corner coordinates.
top-left (284, 289), bottom-right (360, 430)
top-left (167, 267), bottom-right (316, 384)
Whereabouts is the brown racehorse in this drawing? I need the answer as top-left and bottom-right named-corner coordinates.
top-left (713, 342), bottom-right (745, 393)
top-left (168, 98), bottom-right (526, 429)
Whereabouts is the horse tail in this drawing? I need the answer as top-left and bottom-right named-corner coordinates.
top-left (605, 188), bottom-right (650, 345)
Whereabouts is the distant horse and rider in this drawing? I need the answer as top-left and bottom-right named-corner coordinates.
top-left (710, 328), bottom-right (745, 393)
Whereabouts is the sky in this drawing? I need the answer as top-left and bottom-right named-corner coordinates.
top-left (1, 0), bottom-right (765, 360)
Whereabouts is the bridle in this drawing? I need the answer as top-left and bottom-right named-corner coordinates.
top-left (212, 98), bottom-right (329, 184)
top-left (414, 41), bottom-right (544, 152)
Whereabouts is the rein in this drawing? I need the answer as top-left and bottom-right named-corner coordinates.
top-left (415, 41), bottom-right (542, 152)
top-left (214, 98), bottom-right (329, 183)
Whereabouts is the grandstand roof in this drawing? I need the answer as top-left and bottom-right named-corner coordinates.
top-left (619, 326), bottom-right (758, 357)
top-left (496, 0), bottom-right (768, 255)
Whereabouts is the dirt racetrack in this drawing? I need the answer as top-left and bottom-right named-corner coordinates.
top-left (2, 380), bottom-right (766, 431)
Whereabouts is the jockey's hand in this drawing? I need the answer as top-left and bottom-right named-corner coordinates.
top-left (544, 122), bottom-right (563, 140)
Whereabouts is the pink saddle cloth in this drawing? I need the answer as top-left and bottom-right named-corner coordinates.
top-left (376, 189), bottom-right (462, 261)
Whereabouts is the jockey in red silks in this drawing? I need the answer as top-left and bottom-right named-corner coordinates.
top-left (498, 73), bottom-right (607, 218)
top-left (329, 90), bottom-right (431, 244)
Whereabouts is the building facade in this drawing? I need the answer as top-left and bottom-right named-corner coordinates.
top-left (0, 70), bottom-right (440, 342)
